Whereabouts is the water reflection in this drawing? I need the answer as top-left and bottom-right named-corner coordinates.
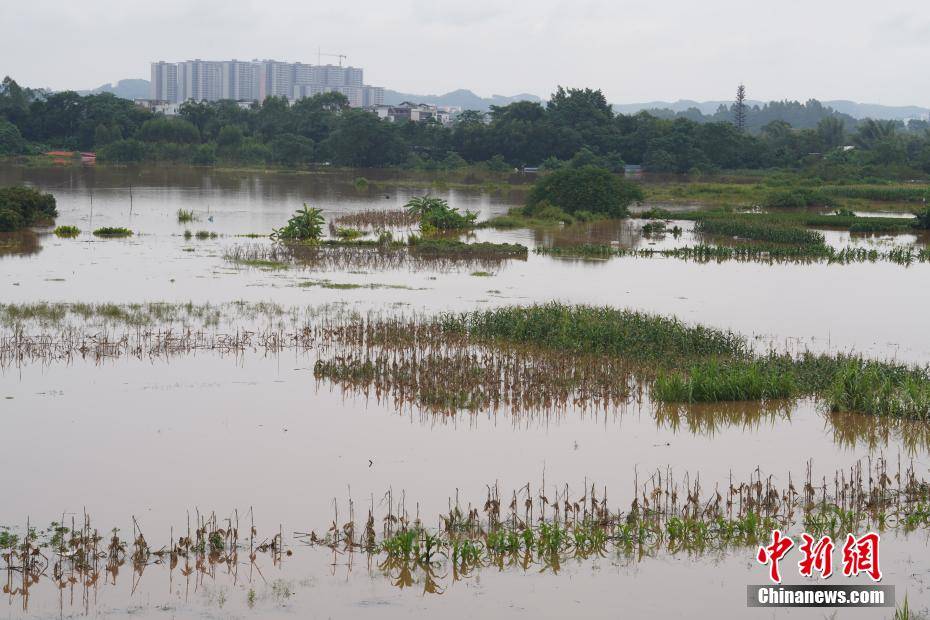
top-left (0, 231), bottom-right (42, 258)
top-left (654, 400), bottom-right (793, 435)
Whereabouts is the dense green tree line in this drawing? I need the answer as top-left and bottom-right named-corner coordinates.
top-left (3, 77), bottom-right (930, 176)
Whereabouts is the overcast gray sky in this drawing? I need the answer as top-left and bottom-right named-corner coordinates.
top-left (2, 0), bottom-right (927, 105)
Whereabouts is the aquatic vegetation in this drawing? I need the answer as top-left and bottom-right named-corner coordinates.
top-left (271, 204), bottom-right (325, 241)
top-left (313, 346), bottom-right (636, 415)
top-left (333, 226), bottom-right (365, 240)
top-left (654, 360), bottom-right (796, 402)
top-left (536, 242), bottom-right (930, 266)
top-left (482, 203), bottom-right (577, 228)
top-left (407, 236), bottom-right (527, 258)
top-left (299, 458), bottom-right (930, 591)
top-left (693, 219), bottom-right (825, 246)
top-left (92, 227), bottom-right (133, 238)
top-left (332, 209), bottom-right (420, 229)
top-left (176, 208), bottom-right (196, 223)
top-left (1, 509), bottom-right (285, 612)
top-left (641, 220), bottom-right (666, 235)
top-left (53, 225), bottom-right (80, 238)
top-left (826, 360), bottom-right (930, 419)
top-left (5, 302), bottom-right (930, 421)
top-left (224, 238), bottom-right (527, 272)
top-left (296, 278), bottom-right (421, 290)
top-left (647, 206), bottom-right (913, 233)
top-left (0, 301), bottom-right (228, 329)
top-left (442, 303), bottom-right (747, 363)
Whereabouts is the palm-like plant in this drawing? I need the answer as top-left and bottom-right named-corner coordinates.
top-left (404, 195), bottom-right (477, 233)
top-left (852, 119), bottom-right (897, 149)
top-left (271, 204), bottom-right (325, 241)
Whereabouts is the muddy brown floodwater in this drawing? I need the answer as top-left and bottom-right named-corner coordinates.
top-left (2, 164), bottom-right (930, 619)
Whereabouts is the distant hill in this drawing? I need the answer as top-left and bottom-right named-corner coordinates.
top-left (383, 88), bottom-right (541, 110)
top-left (78, 79), bottom-right (150, 100)
top-left (69, 79), bottom-right (929, 122)
top-left (613, 99), bottom-right (930, 121)
top-left (821, 100), bottom-right (930, 122)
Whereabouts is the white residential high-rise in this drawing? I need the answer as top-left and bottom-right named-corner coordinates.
top-left (222, 60), bottom-right (261, 101)
top-left (177, 60), bottom-right (224, 102)
top-left (261, 60), bottom-right (294, 100)
top-left (150, 62), bottom-right (178, 103)
top-left (148, 59), bottom-right (378, 107)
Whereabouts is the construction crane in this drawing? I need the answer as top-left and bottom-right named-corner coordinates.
top-left (316, 48), bottom-right (347, 67)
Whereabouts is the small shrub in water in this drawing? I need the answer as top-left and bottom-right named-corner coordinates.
top-left (93, 227), bottom-right (133, 238)
top-left (271, 204), bottom-right (325, 242)
top-left (405, 196), bottom-right (477, 232)
top-left (53, 225), bottom-right (80, 238)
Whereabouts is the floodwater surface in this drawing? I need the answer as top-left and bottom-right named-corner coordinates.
top-left (2, 165), bottom-right (930, 619)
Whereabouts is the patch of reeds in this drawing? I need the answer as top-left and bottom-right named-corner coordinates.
top-left (332, 209), bottom-right (420, 229)
top-left (183, 229), bottom-right (218, 240)
top-left (5, 302), bottom-right (930, 421)
top-left (224, 238), bottom-right (527, 272)
top-left (536, 242), bottom-right (930, 266)
top-left (314, 346), bottom-right (636, 415)
top-left (1, 509), bottom-right (284, 612)
top-left (299, 458), bottom-right (930, 591)
top-left (176, 208), bottom-right (196, 223)
top-left (92, 227), bottom-right (133, 238)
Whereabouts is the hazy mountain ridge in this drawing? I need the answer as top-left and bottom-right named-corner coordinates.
top-left (69, 79), bottom-right (928, 121)
top-left (382, 88), bottom-right (541, 110)
top-left (613, 99), bottom-right (930, 121)
top-left (77, 79), bottom-right (151, 100)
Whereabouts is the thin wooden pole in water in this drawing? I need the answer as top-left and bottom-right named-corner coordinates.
top-left (128, 183), bottom-right (133, 217)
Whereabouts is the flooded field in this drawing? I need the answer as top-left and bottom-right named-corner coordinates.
top-left (3, 165), bottom-right (930, 618)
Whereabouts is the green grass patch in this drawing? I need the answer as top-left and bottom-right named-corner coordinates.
top-left (654, 360), bottom-right (796, 402)
top-left (53, 225), bottom-right (80, 238)
top-left (440, 303), bottom-right (747, 363)
top-left (694, 219), bottom-right (825, 245)
top-left (826, 360), bottom-right (930, 419)
top-left (408, 236), bottom-right (528, 258)
top-left (821, 185), bottom-right (929, 203)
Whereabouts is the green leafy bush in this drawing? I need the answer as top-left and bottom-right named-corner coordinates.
top-left (53, 225), bottom-right (80, 237)
top-left (526, 166), bottom-right (643, 217)
top-left (405, 196), bottom-right (477, 232)
top-left (0, 186), bottom-right (58, 231)
top-left (271, 204), bottom-right (325, 241)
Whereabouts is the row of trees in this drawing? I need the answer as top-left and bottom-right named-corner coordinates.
top-left (3, 77), bottom-right (930, 176)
